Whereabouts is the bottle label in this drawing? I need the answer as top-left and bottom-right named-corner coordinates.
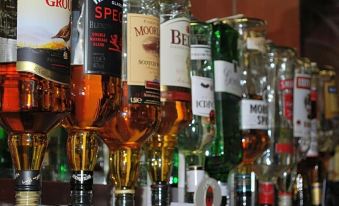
top-left (258, 182), bottom-right (275, 204)
top-left (275, 143), bottom-right (293, 154)
top-left (71, 0), bottom-right (122, 76)
top-left (191, 44), bottom-right (211, 60)
top-left (186, 169), bottom-right (205, 192)
top-left (311, 182), bottom-right (322, 205)
top-left (17, 0), bottom-right (72, 84)
top-left (126, 14), bottom-right (160, 105)
top-left (214, 60), bottom-right (241, 97)
top-left (240, 99), bottom-right (268, 130)
top-left (280, 79), bottom-right (294, 121)
top-left (278, 192), bottom-right (292, 206)
top-left (191, 75), bottom-right (214, 117)
top-left (0, 1), bottom-right (17, 63)
top-left (246, 37), bottom-right (265, 53)
top-left (15, 170), bottom-right (41, 191)
top-left (324, 81), bottom-right (339, 119)
top-left (160, 17), bottom-right (190, 89)
top-left (293, 74), bottom-right (311, 138)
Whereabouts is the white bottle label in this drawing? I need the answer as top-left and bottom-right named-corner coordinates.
top-left (214, 60), bottom-right (241, 97)
top-left (160, 17), bottom-right (190, 88)
top-left (192, 76), bottom-right (214, 117)
top-left (241, 99), bottom-right (268, 130)
top-left (293, 74), bottom-right (311, 138)
top-left (186, 170), bottom-right (205, 193)
top-left (191, 45), bottom-right (211, 60)
top-left (246, 37), bottom-right (266, 52)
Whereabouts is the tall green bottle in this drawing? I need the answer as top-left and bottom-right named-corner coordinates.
top-left (204, 19), bottom-right (242, 202)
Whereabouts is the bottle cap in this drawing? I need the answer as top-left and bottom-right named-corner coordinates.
top-left (194, 177), bottom-right (221, 206)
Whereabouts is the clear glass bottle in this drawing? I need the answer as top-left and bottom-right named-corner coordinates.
top-left (144, 0), bottom-right (192, 205)
top-left (256, 44), bottom-right (297, 206)
top-left (99, 0), bottom-right (161, 205)
top-left (271, 46), bottom-right (297, 206)
top-left (228, 17), bottom-right (270, 206)
top-left (64, 0), bottom-right (123, 205)
top-left (177, 19), bottom-right (215, 203)
top-left (294, 62), bottom-right (326, 206)
top-left (0, 1), bottom-right (71, 204)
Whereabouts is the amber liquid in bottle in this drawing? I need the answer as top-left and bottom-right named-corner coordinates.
top-left (99, 1), bottom-right (161, 205)
top-left (0, 63), bottom-right (70, 205)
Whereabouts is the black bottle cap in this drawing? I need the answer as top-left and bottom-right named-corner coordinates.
top-left (70, 171), bottom-right (93, 191)
top-left (15, 170), bottom-right (41, 191)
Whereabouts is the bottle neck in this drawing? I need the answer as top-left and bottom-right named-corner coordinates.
top-left (115, 192), bottom-right (135, 206)
top-left (151, 183), bottom-right (170, 206)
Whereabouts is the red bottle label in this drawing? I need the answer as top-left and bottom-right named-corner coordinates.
top-left (283, 93), bottom-right (293, 121)
top-left (275, 143), bottom-right (293, 154)
top-left (259, 182), bottom-right (275, 204)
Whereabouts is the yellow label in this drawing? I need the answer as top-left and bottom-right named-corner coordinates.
top-left (127, 14), bottom-right (160, 85)
top-left (324, 81), bottom-right (339, 119)
top-left (311, 182), bottom-right (321, 205)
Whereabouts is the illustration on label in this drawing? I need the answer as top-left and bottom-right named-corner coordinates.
top-left (17, 0), bottom-right (72, 84)
top-left (191, 75), bottom-right (214, 117)
top-left (293, 74), bottom-right (311, 138)
top-left (83, 0), bottom-right (122, 76)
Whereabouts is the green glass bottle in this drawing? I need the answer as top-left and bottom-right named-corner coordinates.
top-left (204, 19), bottom-right (242, 205)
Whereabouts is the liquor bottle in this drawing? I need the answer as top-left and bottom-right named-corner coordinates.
top-left (202, 18), bottom-right (241, 206)
top-left (228, 17), bottom-right (270, 206)
top-left (144, 0), bottom-right (192, 205)
top-left (99, 0), bottom-right (160, 205)
top-left (318, 65), bottom-right (339, 155)
top-left (256, 43), bottom-right (277, 206)
top-left (256, 45), bottom-right (297, 206)
top-left (293, 58), bottom-right (312, 161)
top-left (294, 63), bottom-right (325, 206)
top-left (271, 46), bottom-right (297, 206)
top-left (177, 19), bottom-right (215, 203)
top-left (0, 0), bottom-right (71, 204)
top-left (64, 0), bottom-right (122, 205)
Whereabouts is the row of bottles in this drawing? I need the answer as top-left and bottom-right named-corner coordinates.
top-left (0, 0), bottom-right (339, 206)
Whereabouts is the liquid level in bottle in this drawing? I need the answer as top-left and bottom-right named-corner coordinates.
top-left (0, 63), bottom-right (69, 133)
top-left (146, 100), bottom-right (191, 183)
top-left (64, 65), bottom-right (121, 129)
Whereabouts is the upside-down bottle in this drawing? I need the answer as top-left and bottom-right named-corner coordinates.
top-left (144, 0), bottom-right (192, 205)
top-left (64, 0), bottom-right (122, 205)
top-left (177, 19), bottom-right (215, 203)
top-left (228, 17), bottom-right (270, 206)
top-left (99, 0), bottom-right (161, 205)
top-left (0, 0), bottom-right (71, 204)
